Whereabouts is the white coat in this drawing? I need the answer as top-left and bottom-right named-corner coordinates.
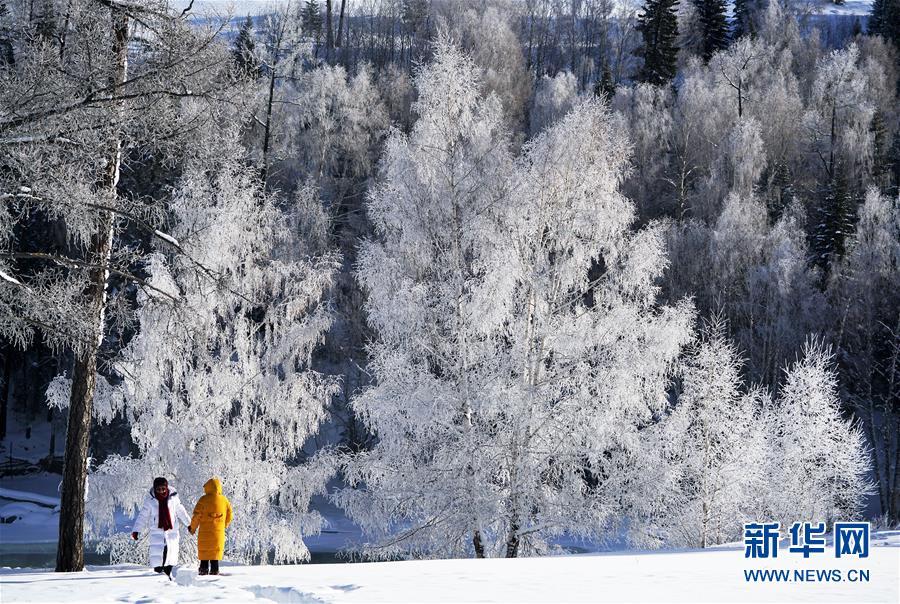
top-left (133, 490), bottom-right (191, 567)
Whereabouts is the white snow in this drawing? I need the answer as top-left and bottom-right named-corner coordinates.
top-left (1, 536), bottom-right (897, 603)
top-left (811, 0), bottom-right (873, 16)
top-left (0, 488), bottom-right (58, 507)
top-left (152, 229), bottom-right (181, 248)
top-left (0, 268), bottom-right (25, 287)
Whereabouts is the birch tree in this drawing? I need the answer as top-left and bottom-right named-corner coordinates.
top-left (336, 42), bottom-right (693, 559)
top-left (766, 340), bottom-right (872, 526)
top-left (651, 319), bottom-right (766, 548)
top-left (0, 0), bottom-right (245, 571)
top-left (77, 157), bottom-right (339, 565)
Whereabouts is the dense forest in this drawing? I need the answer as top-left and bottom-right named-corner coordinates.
top-left (1, 0), bottom-right (898, 569)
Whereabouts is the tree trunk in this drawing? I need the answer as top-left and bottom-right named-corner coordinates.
top-left (260, 63), bottom-right (276, 187)
top-left (325, 0), bottom-right (334, 55)
top-left (472, 528), bottom-right (485, 558)
top-left (335, 0), bottom-right (346, 48)
top-left (55, 7), bottom-right (127, 574)
top-left (47, 407), bottom-right (56, 461)
top-left (505, 519), bottom-right (519, 558)
top-left (892, 435), bottom-right (900, 523)
top-left (0, 350), bottom-right (12, 440)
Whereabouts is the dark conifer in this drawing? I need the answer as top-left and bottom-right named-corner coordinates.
top-left (812, 169), bottom-right (855, 273)
top-left (732, 0), bottom-right (755, 39)
top-left (301, 0), bottom-right (323, 41)
top-left (636, 0), bottom-right (680, 85)
top-left (232, 15), bottom-right (259, 78)
top-left (870, 0), bottom-right (900, 49)
top-left (696, 0), bottom-right (728, 61)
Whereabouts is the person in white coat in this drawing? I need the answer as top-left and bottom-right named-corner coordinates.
top-left (131, 477), bottom-right (191, 577)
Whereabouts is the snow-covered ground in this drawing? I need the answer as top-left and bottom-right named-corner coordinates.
top-left (2, 536), bottom-right (898, 603)
top-left (810, 0), bottom-right (873, 16)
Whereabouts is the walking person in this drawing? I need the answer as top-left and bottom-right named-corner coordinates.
top-left (131, 477), bottom-right (192, 578)
top-left (189, 477), bottom-right (233, 575)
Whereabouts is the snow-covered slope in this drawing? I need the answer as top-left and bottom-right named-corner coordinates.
top-left (2, 535), bottom-right (898, 603)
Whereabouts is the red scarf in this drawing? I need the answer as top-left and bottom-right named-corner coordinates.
top-left (156, 491), bottom-right (173, 531)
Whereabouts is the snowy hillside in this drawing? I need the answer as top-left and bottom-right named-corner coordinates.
top-left (2, 536), bottom-right (898, 603)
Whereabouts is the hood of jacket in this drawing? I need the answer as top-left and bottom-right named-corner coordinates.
top-left (203, 478), bottom-right (222, 495)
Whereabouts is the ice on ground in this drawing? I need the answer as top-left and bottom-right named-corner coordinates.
top-left (2, 535), bottom-right (897, 603)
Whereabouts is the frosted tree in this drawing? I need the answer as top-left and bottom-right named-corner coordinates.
top-left (336, 40), bottom-right (694, 559)
top-left (803, 44), bottom-right (880, 270)
top-left (828, 188), bottom-right (900, 523)
top-left (0, 0), bottom-right (247, 571)
top-left (765, 340), bottom-right (872, 526)
top-left (648, 319), bottom-right (766, 548)
top-left (664, 194), bottom-right (826, 388)
top-left (74, 156), bottom-right (340, 565)
top-left (491, 98), bottom-right (694, 557)
top-left (529, 71), bottom-right (580, 136)
top-left (613, 83), bottom-right (675, 218)
top-left (280, 64), bottom-right (388, 187)
top-left (445, 6), bottom-right (533, 134)
top-left (668, 35), bottom-right (803, 221)
top-left (335, 38), bottom-right (516, 560)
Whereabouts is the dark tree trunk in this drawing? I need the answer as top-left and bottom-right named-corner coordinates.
top-left (335, 0), bottom-right (346, 48)
top-left (0, 350), bottom-right (12, 440)
top-left (47, 407), bottom-right (56, 461)
top-left (325, 0), bottom-right (334, 55)
top-left (473, 528), bottom-right (485, 558)
top-left (55, 7), bottom-right (127, 574)
top-left (260, 64), bottom-right (276, 187)
top-left (505, 521), bottom-right (519, 558)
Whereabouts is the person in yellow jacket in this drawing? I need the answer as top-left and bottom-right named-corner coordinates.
top-left (188, 477), bottom-right (233, 575)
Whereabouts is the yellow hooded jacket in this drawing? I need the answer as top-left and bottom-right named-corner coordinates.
top-left (189, 478), bottom-right (232, 560)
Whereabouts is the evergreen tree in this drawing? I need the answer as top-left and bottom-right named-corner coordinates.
top-left (812, 169), bottom-right (855, 273)
top-left (871, 0), bottom-right (885, 33)
top-left (594, 63), bottom-right (616, 99)
top-left (636, 0), bottom-right (680, 85)
top-left (0, 0), bottom-right (13, 67)
top-left (695, 0), bottom-right (728, 61)
top-left (869, 0), bottom-right (900, 50)
top-left (232, 15), bottom-right (258, 78)
top-left (888, 129), bottom-right (900, 198)
top-left (301, 0), bottom-right (323, 40)
top-left (766, 162), bottom-right (793, 222)
top-left (34, 0), bottom-right (57, 43)
top-left (871, 111), bottom-right (890, 192)
top-left (732, 0), bottom-right (756, 39)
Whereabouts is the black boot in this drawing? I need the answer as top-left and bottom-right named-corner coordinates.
top-left (199, 560), bottom-right (209, 575)
top-left (209, 560), bottom-right (219, 575)
top-left (163, 565), bottom-right (173, 578)
top-left (153, 566), bottom-right (164, 574)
